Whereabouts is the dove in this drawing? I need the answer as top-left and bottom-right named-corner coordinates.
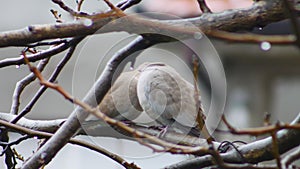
top-left (136, 62), bottom-right (213, 139)
top-left (96, 62), bottom-right (213, 140)
top-left (98, 68), bottom-right (143, 122)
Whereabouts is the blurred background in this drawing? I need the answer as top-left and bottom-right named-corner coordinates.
top-left (1, 0), bottom-right (300, 168)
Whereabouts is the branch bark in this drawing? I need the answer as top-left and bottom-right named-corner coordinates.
top-left (166, 113), bottom-right (300, 169)
top-left (0, 112), bottom-right (214, 148)
top-left (0, 113), bottom-right (64, 133)
top-left (0, 0), bottom-right (290, 47)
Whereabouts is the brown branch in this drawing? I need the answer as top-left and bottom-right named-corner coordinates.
top-left (116, 0), bottom-right (142, 11)
top-left (0, 0), bottom-right (289, 47)
top-left (11, 37), bottom-right (83, 124)
top-left (282, 145), bottom-right (300, 168)
top-left (10, 58), bottom-right (50, 115)
top-left (166, 113), bottom-right (300, 168)
top-left (102, 0), bottom-right (126, 17)
top-left (197, 0), bottom-right (212, 13)
top-left (52, 0), bottom-right (89, 17)
top-left (26, 39), bottom-right (68, 48)
top-left (283, 0), bottom-right (300, 48)
top-left (221, 115), bottom-right (300, 136)
top-left (0, 38), bottom-right (79, 68)
top-left (0, 113), bottom-right (64, 133)
top-left (50, 9), bottom-right (63, 23)
top-left (76, 0), bottom-right (85, 12)
top-left (206, 30), bottom-right (296, 44)
top-left (0, 112), bottom-right (215, 148)
top-left (0, 119), bottom-right (139, 169)
top-left (271, 130), bottom-right (281, 169)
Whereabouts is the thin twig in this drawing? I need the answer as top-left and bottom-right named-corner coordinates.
top-left (271, 128), bottom-right (282, 169)
top-left (0, 38), bottom-right (77, 68)
top-left (103, 0), bottom-right (126, 16)
top-left (116, 0), bottom-right (142, 11)
top-left (76, 0), bottom-right (85, 12)
top-left (52, 0), bottom-right (89, 17)
top-left (283, 0), bottom-right (300, 48)
top-left (282, 145), bottom-right (300, 168)
top-left (192, 57), bottom-right (214, 141)
top-left (26, 39), bottom-right (68, 48)
top-left (0, 135), bottom-right (32, 147)
top-left (10, 37), bottom-right (84, 124)
top-left (197, 0), bottom-right (212, 13)
top-left (206, 30), bottom-right (296, 44)
top-left (221, 115), bottom-right (300, 136)
top-left (50, 9), bottom-right (63, 23)
top-left (12, 148), bottom-right (24, 162)
top-left (10, 58), bottom-right (50, 115)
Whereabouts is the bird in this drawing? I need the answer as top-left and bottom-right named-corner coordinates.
top-left (136, 62), bottom-right (213, 140)
top-left (98, 67), bottom-right (143, 122)
top-left (97, 62), bottom-right (213, 140)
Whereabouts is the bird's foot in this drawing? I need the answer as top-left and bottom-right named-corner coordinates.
top-left (148, 126), bottom-right (172, 138)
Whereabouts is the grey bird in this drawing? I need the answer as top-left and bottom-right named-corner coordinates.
top-left (97, 62), bottom-right (213, 139)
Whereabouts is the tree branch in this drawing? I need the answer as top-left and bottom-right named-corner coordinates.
top-left (0, 119), bottom-right (140, 169)
top-left (0, 113), bottom-right (64, 133)
top-left (0, 112), bottom-right (215, 148)
top-left (10, 38), bottom-right (83, 124)
top-left (0, 38), bottom-right (81, 68)
top-left (197, 0), bottom-right (212, 13)
top-left (0, 0), bottom-right (291, 47)
top-left (166, 113), bottom-right (300, 169)
top-left (10, 58), bottom-right (50, 115)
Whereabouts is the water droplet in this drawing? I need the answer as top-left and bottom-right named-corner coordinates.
top-left (258, 27), bottom-right (263, 31)
top-left (194, 32), bottom-right (203, 40)
top-left (15, 65), bottom-right (20, 69)
top-left (82, 18), bottom-right (92, 27)
top-left (260, 41), bottom-right (271, 51)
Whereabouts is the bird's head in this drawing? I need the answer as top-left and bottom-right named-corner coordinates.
top-left (136, 62), bottom-right (166, 72)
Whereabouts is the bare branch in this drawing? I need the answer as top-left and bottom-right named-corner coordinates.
top-left (116, 0), bottom-right (142, 11)
top-left (76, 0), bottom-right (85, 12)
top-left (0, 38), bottom-right (80, 68)
top-left (10, 58), bottom-right (50, 115)
top-left (0, 113), bottom-right (64, 133)
top-left (166, 113), bottom-right (300, 168)
top-left (197, 0), bottom-right (212, 13)
top-left (0, 119), bottom-right (140, 169)
top-left (52, 0), bottom-right (89, 17)
top-left (283, 0), bottom-right (300, 48)
top-left (207, 30), bottom-right (296, 44)
top-left (0, 1), bottom-right (290, 47)
top-left (282, 145), bottom-right (300, 168)
top-left (0, 112), bottom-right (215, 148)
top-left (11, 37), bottom-right (83, 124)
top-left (220, 115), bottom-right (300, 136)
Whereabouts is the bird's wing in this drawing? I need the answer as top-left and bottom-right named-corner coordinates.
top-left (137, 63), bottom-right (199, 128)
top-left (99, 70), bottom-right (143, 121)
